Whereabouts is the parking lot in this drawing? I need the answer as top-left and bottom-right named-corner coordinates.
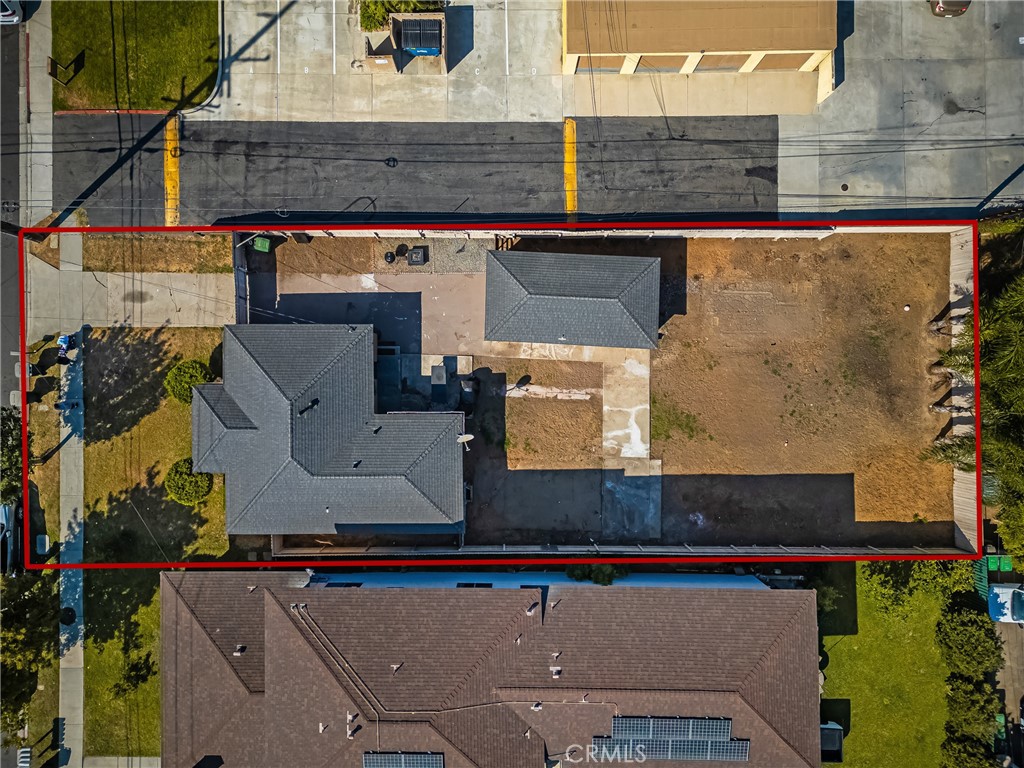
top-left (190, 0), bottom-right (564, 122)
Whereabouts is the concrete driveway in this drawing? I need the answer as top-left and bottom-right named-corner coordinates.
top-left (779, 0), bottom-right (1024, 215)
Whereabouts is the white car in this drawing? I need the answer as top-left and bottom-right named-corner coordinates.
top-left (988, 584), bottom-right (1024, 626)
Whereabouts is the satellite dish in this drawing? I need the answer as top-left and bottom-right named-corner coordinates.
top-left (457, 434), bottom-right (474, 451)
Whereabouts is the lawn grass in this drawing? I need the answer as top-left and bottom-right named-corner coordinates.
top-left (979, 214), bottom-right (1024, 238)
top-left (51, 1), bottom-right (218, 111)
top-left (81, 234), bottom-right (233, 273)
top-left (821, 564), bottom-right (948, 768)
top-left (82, 591), bottom-right (161, 756)
top-left (83, 327), bottom-right (229, 560)
top-left (24, 659), bottom-right (60, 767)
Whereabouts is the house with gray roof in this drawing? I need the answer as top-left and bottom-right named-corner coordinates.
top-left (192, 324), bottom-right (465, 537)
top-left (484, 250), bottom-right (661, 349)
top-left (162, 571), bottom-right (821, 768)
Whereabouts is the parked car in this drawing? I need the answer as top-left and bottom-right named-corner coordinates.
top-left (988, 584), bottom-right (1024, 626)
top-left (929, 0), bottom-right (971, 17)
top-left (0, 503), bottom-right (20, 576)
top-left (0, 0), bottom-right (21, 25)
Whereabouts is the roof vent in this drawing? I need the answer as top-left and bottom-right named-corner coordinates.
top-left (348, 711), bottom-right (358, 723)
top-left (526, 601), bottom-right (539, 616)
top-left (319, 722), bottom-right (329, 733)
top-left (353, 460), bottom-right (362, 469)
top-left (247, 585), bottom-right (257, 593)
top-left (373, 425), bottom-right (382, 434)
top-left (299, 398), bottom-right (320, 416)
top-left (391, 662), bottom-right (404, 676)
top-left (233, 645), bottom-right (246, 656)
top-left (531, 702), bottom-right (542, 711)
top-left (515, 633), bottom-right (523, 645)
top-left (551, 651), bottom-right (561, 660)
top-left (550, 666), bottom-right (562, 679)
top-left (558, 334), bottom-right (568, 342)
top-left (524, 728), bottom-right (531, 739)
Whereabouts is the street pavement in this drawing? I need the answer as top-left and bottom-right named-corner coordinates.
top-left (27, 0), bottom-right (1024, 226)
top-left (1, 21), bottom-right (21, 407)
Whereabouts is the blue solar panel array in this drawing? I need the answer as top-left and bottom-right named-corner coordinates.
top-left (593, 717), bottom-right (750, 762)
top-left (363, 754), bottom-right (444, 768)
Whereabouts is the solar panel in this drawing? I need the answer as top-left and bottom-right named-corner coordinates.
top-left (601, 717), bottom-right (748, 762)
top-left (612, 717), bottom-right (654, 739)
top-left (363, 754), bottom-right (444, 768)
top-left (709, 741), bottom-right (751, 762)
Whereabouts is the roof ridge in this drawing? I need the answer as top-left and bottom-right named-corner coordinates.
top-left (438, 591), bottom-right (541, 711)
top-left (616, 259), bottom-right (661, 345)
top-left (404, 414), bottom-right (462, 522)
top-left (162, 574), bottom-right (260, 696)
top-left (230, 458), bottom-right (292, 532)
top-left (291, 325), bottom-right (371, 405)
top-left (737, 595), bottom-right (818, 768)
top-left (487, 252), bottom-right (535, 339)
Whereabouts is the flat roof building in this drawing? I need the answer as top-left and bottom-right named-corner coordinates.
top-left (564, 0), bottom-right (838, 104)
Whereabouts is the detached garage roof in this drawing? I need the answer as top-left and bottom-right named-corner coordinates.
top-left (566, 0), bottom-right (838, 56)
top-left (484, 250), bottom-right (660, 349)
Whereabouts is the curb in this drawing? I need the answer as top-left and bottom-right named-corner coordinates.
top-left (181, 0), bottom-right (226, 117)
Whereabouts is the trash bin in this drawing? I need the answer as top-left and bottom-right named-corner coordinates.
top-left (252, 236), bottom-right (271, 253)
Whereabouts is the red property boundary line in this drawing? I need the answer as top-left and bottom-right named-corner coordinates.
top-left (18, 220), bottom-right (983, 571)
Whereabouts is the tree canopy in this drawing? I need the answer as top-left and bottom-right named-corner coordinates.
top-left (0, 407), bottom-right (28, 504)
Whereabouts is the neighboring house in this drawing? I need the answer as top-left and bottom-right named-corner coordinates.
top-left (563, 0), bottom-right (836, 101)
top-left (192, 324), bottom-right (465, 536)
top-left (162, 572), bottom-right (821, 768)
top-left (484, 250), bottom-right (661, 349)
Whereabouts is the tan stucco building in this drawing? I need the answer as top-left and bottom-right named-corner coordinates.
top-left (564, 0), bottom-right (838, 105)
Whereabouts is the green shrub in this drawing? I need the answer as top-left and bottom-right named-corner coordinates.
top-left (945, 676), bottom-right (1001, 742)
top-left (936, 608), bottom-right (1004, 678)
top-left (359, 0), bottom-right (443, 31)
top-left (940, 732), bottom-right (1002, 768)
top-left (566, 564), bottom-right (628, 586)
top-left (164, 458), bottom-right (213, 506)
top-left (163, 359), bottom-right (212, 404)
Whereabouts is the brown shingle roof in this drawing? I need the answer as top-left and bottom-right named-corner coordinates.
top-left (162, 574), bottom-right (820, 768)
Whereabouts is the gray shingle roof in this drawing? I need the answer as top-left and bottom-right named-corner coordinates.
top-left (485, 250), bottom-right (661, 348)
top-left (192, 325), bottom-right (464, 535)
top-left (162, 575), bottom-right (821, 768)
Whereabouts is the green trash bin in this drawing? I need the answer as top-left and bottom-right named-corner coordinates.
top-left (1000, 555), bottom-right (1014, 572)
top-left (988, 555), bottom-right (1001, 571)
top-left (252, 236), bottom-right (271, 253)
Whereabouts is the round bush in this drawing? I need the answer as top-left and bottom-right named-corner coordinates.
top-left (165, 458), bottom-right (213, 506)
top-left (164, 359), bottom-right (213, 404)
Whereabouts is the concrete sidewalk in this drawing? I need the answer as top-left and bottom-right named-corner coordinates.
top-left (25, 234), bottom-right (236, 342)
top-left (57, 334), bottom-right (85, 768)
top-left (21, 0), bottom-right (53, 226)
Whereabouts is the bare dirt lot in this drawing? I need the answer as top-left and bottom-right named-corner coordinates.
top-left (465, 357), bottom-right (605, 545)
top-left (652, 233), bottom-right (955, 547)
top-left (470, 357), bottom-right (603, 470)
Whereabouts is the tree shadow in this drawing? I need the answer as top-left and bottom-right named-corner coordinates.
top-left (83, 468), bottom-right (200, 646)
top-left (83, 325), bottom-right (175, 444)
top-left (979, 228), bottom-right (1024, 301)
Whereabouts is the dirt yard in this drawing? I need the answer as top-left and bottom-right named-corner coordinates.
top-left (652, 233), bottom-right (955, 547)
top-left (470, 357), bottom-right (603, 470)
top-left (81, 234), bottom-right (232, 273)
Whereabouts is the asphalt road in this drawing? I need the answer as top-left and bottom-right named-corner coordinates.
top-left (50, 113), bottom-right (166, 228)
top-left (50, 116), bottom-right (781, 226)
top-left (1, 22), bottom-right (21, 407)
